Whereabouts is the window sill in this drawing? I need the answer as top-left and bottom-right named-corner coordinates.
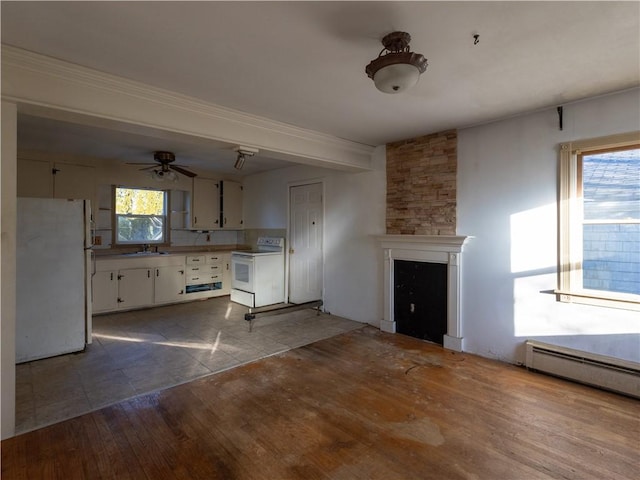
top-left (555, 289), bottom-right (640, 311)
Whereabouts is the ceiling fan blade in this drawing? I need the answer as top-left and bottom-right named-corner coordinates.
top-left (126, 162), bottom-right (155, 166)
top-left (138, 165), bottom-right (157, 171)
top-left (170, 165), bottom-right (197, 178)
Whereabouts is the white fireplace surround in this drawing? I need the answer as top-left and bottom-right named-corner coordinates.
top-left (375, 235), bottom-right (471, 352)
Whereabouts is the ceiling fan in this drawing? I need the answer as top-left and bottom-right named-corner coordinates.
top-left (128, 151), bottom-right (197, 180)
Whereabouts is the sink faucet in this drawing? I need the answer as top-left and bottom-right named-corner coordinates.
top-left (142, 244), bottom-right (150, 252)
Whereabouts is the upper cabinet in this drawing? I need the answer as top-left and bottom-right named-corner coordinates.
top-left (17, 159), bottom-right (52, 198)
top-left (17, 157), bottom-right (243, 233)
top-left (17, 159), bottom-right (96, 207)
top-left (53, 163), bottom-right (96, 203)
top-left (221, 180), bottom-right (243, 229)
top-left (191, 177), bottom-right (220, 230)
top-left (189, 178), bottom-right (243, 230)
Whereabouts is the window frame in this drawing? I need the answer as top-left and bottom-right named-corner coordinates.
top-left (557, 131), bottom-right (640, 311)
top-left (113, 186), bottom-right (169, 246)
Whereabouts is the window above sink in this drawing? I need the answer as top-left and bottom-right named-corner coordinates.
top-left (115, 187), bottom-right (167, 245)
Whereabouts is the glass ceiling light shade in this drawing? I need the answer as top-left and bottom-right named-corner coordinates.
top-left (365, 32), bottom-right (428, 94)
top-left (149, 168), bottom-right (178, 182)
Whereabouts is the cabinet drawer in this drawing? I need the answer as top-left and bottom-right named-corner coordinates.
top-left (206, 254), bottom-right (223, 264)
top-left (206, 264), bottom-right (222, 274)
top-left (186, 273), bottom-right (222, 285)
top-left (187, 265), bottom-right (204, 275)
top-left (188, 265), bottom-right (220, 274)
top-left (186, 255), bottom-right (206, 265)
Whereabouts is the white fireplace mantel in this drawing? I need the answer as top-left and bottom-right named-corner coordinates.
top-left (374, 235), bottom-right (472, 352)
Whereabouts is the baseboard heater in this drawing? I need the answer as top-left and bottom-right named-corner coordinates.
top-left (525, 340), bottom-right (640, 399)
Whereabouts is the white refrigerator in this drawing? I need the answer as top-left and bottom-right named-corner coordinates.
top-left (16, 197), bottom-right (93, 363)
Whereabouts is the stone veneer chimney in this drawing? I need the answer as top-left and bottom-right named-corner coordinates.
top-left (378, 129), bottom-right (470, 352)
top-left (386, 129), bottom-right (457, 235)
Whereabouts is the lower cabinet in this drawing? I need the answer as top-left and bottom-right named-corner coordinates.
top-left (154, 266), bottom-right (185, 304)
top-left (92, 270), bottom-right (118, 313)
top-left (118, 268), bottom-right (154, 309)
top-left (93, 252), bottom-right (232, 314)
top-left (184, 253), bottom-right (223, 298)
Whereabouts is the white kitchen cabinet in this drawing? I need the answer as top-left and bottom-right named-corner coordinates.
top-left (221, 180), bottom-right (243, 229)
top-left (154, 266), bottom-right (185, 304)
top-left (221, 252), bottom-right (232, 295)
top-left (117, 268), bottom-right (154, 309)
top-left (17, 158), bottom-right (53, 198)
top-left (206, 253), bottom-right (224, 285)
top-left (93, 251), bottom-right (233, 313)
top-left (17, 159), bottom-right (96, 205)
top-left (54, 163), bottom-right (96, 206)
top-left (183, 253), bottom-right (225, 298)
top-left (191, 178), bottom-right (220, 230)
top-left (92, 270), bottom-right (118, 313)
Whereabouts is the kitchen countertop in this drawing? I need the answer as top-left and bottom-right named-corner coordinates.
top-left (94, 244), bottom-right (251, 258)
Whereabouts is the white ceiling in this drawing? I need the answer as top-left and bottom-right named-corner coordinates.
top-left (2, 1), bottom-right (639, 175)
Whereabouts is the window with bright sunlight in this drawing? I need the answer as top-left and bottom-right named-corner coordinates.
top-left (115, 187), bottom-right (167, 244)
top-left (558, 132), bottom-right (639, 310)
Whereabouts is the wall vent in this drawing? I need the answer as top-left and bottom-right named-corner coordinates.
top-left (525, 340), bottom-right (640, 399)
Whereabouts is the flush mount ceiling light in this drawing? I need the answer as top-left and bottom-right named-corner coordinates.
top-left (365, 31), bottom-right (428, 94)
top-left (234, 146), bottom-right (259, 170)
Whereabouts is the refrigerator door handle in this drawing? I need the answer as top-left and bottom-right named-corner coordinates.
top-left (84, 200), bottom-right (96, 250)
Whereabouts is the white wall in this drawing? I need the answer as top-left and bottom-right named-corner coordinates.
top-left (245, 89), bottom-right (640, 366)
top-left (243, 146), bottom-right (387, 325)
top-left (457, 88), bottom-right (640, 364)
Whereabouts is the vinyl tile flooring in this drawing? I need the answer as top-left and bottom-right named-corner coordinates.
top-left (15, 297), bottom-right (363, 435)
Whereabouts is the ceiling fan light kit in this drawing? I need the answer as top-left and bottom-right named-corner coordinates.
top-left (366, 31), bottom-right (428, 94)
top-left (127, 150), bottom-right (197, 181)
top-left (149, 168), bottom-right (178, 182)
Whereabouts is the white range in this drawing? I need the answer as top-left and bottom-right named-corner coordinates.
top-left (230, 237), bottom-right (285, 308)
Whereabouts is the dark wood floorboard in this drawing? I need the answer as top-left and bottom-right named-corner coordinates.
top-left (2, 327), bottom-right (639, 479)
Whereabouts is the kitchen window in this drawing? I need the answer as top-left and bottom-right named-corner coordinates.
top-left (557, 132), bottom-right (640, 310)
top-left (114, 187), bottom-right (167, 244)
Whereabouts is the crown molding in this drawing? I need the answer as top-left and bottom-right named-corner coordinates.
top-left (1, 45), bottom-right (374, 171)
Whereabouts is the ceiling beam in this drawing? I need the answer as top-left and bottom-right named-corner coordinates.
top-left (1, 46), bottom-right (374, 172)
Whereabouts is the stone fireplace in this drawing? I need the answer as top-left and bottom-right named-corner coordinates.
top-left (375, 235), bottom-right (470, 352)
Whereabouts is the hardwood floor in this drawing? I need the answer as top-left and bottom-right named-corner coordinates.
top-left (2, 327), bottom-right (639, 479)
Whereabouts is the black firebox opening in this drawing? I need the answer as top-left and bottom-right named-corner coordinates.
top-left (394, 260), bottom-right (447, 345)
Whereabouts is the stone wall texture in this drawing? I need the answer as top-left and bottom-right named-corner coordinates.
top-left (386, 130), bottom-right (457, 235)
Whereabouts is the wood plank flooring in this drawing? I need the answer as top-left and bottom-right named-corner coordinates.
top-left (2, 327), bottom-right (639, 479)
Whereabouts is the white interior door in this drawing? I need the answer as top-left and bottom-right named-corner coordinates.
top-left (289, 183), bottom-right (323, 303)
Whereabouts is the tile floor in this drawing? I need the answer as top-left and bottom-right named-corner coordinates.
top-left (15, 297), bottom-right (363, 435)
